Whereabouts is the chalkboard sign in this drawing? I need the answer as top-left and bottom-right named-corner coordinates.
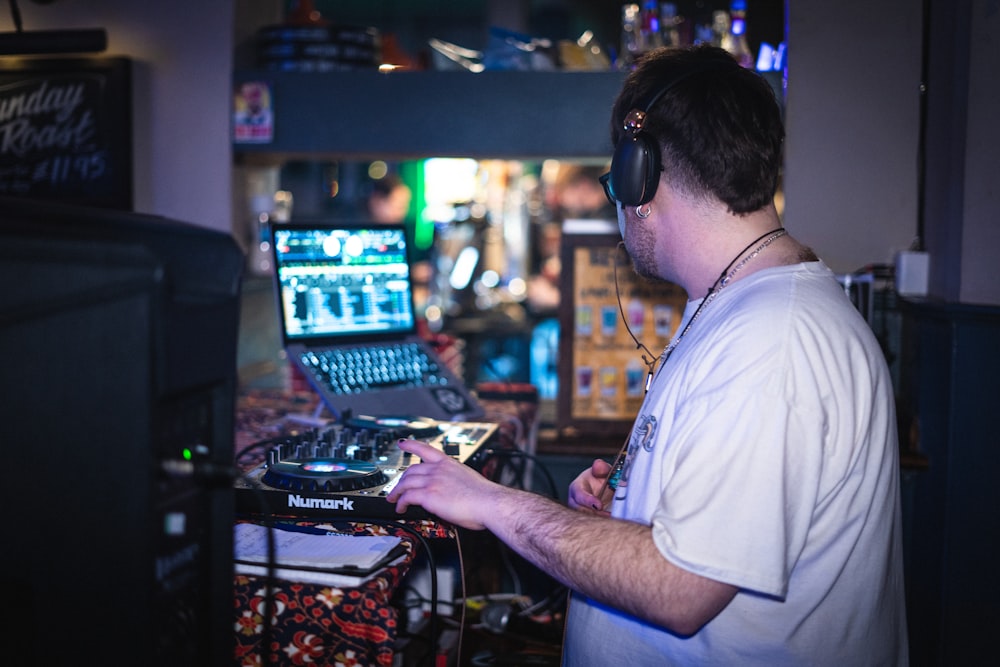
top-left (0, 57), bottom-right (132, 209)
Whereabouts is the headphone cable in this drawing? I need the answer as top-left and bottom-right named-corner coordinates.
top-left (613, 242), bottom-right (659, 391)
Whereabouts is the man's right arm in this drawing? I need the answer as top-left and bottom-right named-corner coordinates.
top-left (388, 440), bottom-right (738, 635)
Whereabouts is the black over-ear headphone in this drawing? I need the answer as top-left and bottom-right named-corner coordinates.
top-left (607, 60), bottom-right (735, 207)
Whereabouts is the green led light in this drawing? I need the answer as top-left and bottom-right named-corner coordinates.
top-left (182, 448), bottom-right (192, 461)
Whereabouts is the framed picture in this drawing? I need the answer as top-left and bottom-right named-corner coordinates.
top-left (556, 220), bottom-right (688, 441)
top-left (0, 57), bottom-right (132, 209)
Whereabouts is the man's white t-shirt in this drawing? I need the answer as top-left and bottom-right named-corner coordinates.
top-left (563, 261), bottom-right (908, 666)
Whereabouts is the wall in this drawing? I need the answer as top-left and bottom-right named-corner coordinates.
top-left (959, 2), bottom-right (999, 305)
top-left (11, 0), bottom-right (235, 233)
top-left (787, 0), bottom-right (998, 305)
top-left (784, 0), bottom-right (923, 274)
top-left (930, 0), bottom-right (998, 306)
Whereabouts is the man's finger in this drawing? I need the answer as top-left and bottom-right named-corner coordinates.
top-left (397, 438), bottom-right (446, 461)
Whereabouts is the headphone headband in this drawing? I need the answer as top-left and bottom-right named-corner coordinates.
top-left (608, 59), bottom-right (737, 207)
top-left (641, 61), bottom-right (729, 112)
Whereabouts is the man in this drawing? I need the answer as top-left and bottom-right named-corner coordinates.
top-left (388, 45), bottom-right (908, 665)
top-left (367, 173), bottom-right (413, 224)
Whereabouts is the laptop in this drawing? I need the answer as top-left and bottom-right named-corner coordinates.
top-left (270, 221), bottom-right (484, 422)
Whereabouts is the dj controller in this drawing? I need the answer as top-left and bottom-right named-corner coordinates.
top-left (234, 416), bottom-right (499, 520)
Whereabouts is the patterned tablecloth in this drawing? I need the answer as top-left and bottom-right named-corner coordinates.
top-left (232, 389), bottom-right (451, 667)
top-left (231, 385), bottom-right (538, 666)
top-left (233, 517), bottom-right (450, 667)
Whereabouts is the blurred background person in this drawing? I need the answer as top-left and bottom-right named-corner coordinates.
top-left (367, 173), bottom-right (413, 224)
top-left (364, 172), bottom-right (434, 291)
top-left (527, 163), bottom-right (614, 315)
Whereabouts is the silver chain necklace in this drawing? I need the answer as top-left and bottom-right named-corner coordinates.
top-left (601, 228), bottom-right (787, 496)
top-left (661, 228), bottom-right (787, 360)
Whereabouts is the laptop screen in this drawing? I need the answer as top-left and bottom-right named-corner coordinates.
top-left (272, 223), bottom-right (416, 342)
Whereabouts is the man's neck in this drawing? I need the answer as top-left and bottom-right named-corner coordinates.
top-left (678, 203), bottom-right (784, 297)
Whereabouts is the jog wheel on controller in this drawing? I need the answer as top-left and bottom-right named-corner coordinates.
top-left (262, 458), bottom-right (388, 493)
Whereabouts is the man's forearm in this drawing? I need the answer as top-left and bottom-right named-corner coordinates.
top-left (482, 486), bottom-right (737, 635)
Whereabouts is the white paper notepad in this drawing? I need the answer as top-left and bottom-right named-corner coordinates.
top-left (233, 522), bottom-right (406, 587)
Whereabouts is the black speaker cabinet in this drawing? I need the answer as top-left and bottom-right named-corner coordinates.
top-left (0, 197), bottom-right (243, 667)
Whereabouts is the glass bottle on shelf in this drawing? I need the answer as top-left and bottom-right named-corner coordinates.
top-left (691, 4), bottom-right (716, 45)
top-left (659, 2), bottom-right (682, 48)
top-left (712, 10), bottom-right (730, 48)
top-left (726, 0), bottom-right (755, 68)
top-left (619, 3), bottom-right (642, 69)
top-left (640, 1), bottom-right (663, 51)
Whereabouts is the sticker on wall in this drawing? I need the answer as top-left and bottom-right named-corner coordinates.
top-left (233, 81), bottom-right (273, 144)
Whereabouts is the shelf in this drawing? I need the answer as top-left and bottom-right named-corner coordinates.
top-left (233, 69), bottom-right (626, 162)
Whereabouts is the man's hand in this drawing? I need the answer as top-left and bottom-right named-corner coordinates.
top-left (389, 442), bottom-right (738, 635)
top-left (567, 458), bottom-right (615, 515)
top-left (386, 438), bottom-right (503, 529)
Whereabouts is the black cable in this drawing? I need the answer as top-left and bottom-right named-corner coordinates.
top-left (227, 435), bottom-right (294, 664)
top-left (613, 242), bottom-right (660, 384)
top-left (345, 517), bottom-right (440, 667)
top-left (260, 517), bottom-right (276, 667)
top-left (479, 436), bottom-right (528, 491)
top-left (518, 584), bottom-right (569, 619)
top-left (398, 585), bottom-right (459, 612)
top-left (484, 448), bottom-right (560, 502)
top-left (231, 473), bottom-right (277, 667)
top-left (160, 456), bottom-right (278, 662)
top-left (240, 512), bottom-right (438, 666)
top-left (233, 434), bottom-right (284, 464)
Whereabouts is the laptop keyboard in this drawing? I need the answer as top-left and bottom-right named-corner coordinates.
top-left (299, 342), bottom-right (443, 394)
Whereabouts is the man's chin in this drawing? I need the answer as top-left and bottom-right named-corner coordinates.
top-left (629, 259), bottom-right (659, 281)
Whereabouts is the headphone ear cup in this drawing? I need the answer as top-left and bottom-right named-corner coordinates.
top-left (610, 131), bottom-right (662, 206)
